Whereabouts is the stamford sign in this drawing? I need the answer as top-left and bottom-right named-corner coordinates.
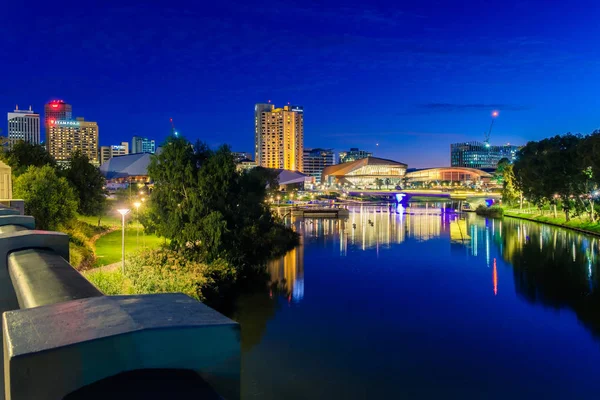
top-left (50, 120), bottom-right (80, 126)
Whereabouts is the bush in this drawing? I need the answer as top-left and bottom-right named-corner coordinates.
top-left (14, 165), bottom-right (79, 230)
top-left (60, 219), bottom-right (109, 269)
top-left (475, 204), bottom-right (504, 218)
top-left (86, 270), bottom-right (131, 295)
top-left (124, 249), bottom-right (236, 301)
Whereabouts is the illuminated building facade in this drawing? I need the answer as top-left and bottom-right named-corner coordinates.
top-left (131, 136), bottom-right (155, 154)
top-left (255, 103), bottom-right (304, 171)
top-left (7, 105), bottom-right (40, 147)
top-left (99, 142), bottom-right (129, 165)
top-left (405, 167), bottom-right (492, 184)
top-left (321, 156), bottom-right (407, 188)
top-left (450, 141), bottom-right (519, 169)
top-left (303, 148), bottom-right (335, 183)
top-left (46, 118), bottom-right (99, 165)
top-left (44, 100), bottom-right (72, 126)
top-left (338, 148), bottom-right (372, 164)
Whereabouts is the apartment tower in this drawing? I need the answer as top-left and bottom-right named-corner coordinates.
top-left (255, 103), bottom-right (304, 172)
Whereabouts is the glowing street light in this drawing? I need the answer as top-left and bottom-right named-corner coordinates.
top-left (117, 209), bottom-right (130, 274)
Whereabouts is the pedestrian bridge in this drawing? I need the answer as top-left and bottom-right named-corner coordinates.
top-left (0, 207), bottom-right (240, 399)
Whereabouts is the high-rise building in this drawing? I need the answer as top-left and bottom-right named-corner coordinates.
top-left (339, 148), bottom-right (372, 164)
top-left (44, 100), bottom-right (72, 126)
top-left (46, 118), bottom-right (99, 165)
top-left (7, 105), bottom-right (40, 147)
top-left (44, 100), bottom-right (99, 164)
top-left (99, 142), bottom-right (129, 165)
top-left (131, 136), bottom-right (156, 154)
top-left (450, 141), bottom-right (520, 169)
top-left (255, 103), bottom-right (304, 172)
top-left (303, 148), bottom-right (335, 183)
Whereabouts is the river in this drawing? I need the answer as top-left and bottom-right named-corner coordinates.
top-left (231, 204), bottom-right (600, 399)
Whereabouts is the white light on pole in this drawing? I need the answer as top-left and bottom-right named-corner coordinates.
top-left (117, 209), bottom-right (130, 274)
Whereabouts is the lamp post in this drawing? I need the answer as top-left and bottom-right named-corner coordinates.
top-left (117, 209), bottom-right (130, 274)
top-left (133, 202), bottom-right (141, 248)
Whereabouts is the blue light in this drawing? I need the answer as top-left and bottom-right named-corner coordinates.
top-left (395, 193), bottom-right (406, 203)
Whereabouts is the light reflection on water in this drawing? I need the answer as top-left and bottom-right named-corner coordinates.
top-left (240, 203), bottom-right (600, 399)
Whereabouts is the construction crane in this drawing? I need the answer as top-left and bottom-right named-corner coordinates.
top-left (169, 118), bottom-right (178, 137)
top-left (483, 111), bottom-right (499, 148)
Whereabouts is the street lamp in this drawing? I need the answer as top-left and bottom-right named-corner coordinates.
top-left (133, 202), bottom-right (141, 248)
top-left (117, 209), bottom-right (130, 274)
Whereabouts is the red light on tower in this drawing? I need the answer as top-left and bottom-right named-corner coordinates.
top-left (51, 104), bottom-right (58, 108)
top-left (492, 110), bottom-right (499, 117)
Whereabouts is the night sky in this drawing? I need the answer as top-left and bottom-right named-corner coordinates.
top-left (2, 0), bottom-right (599, 167)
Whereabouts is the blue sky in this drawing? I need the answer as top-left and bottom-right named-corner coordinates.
top-left (2, 0), bottom-right (599, 167)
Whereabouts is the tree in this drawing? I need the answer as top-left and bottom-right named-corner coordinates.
top-left (144, 136), bottom-right (297, 267)
top-left (13, 165), bottom-right (78, 230)
top-left (501, 163), bottom-right (520, 206)
top-left (384, 178), bottom-right (391, 190)
top-left (494, 157), bottom-right (511, 185)
top-left (2, 141), bottom-right (55, 176)
top-left (374, 178), bottom-right (383, 190)
top-left (64, 151), bottom-right (107, 218)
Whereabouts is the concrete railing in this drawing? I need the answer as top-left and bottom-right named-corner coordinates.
top-left (0, 209), bottom-right (240, 400)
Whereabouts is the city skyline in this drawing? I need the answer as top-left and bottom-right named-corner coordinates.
top-left (3, 1), bottom-right (600, 167)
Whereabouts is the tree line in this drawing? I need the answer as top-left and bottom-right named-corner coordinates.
top-left (1, 141), bottom-right (106, 230)
top-left (499, 130), bottom-right (600, 221)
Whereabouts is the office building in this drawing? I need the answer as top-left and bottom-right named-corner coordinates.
top-left (339, 148), bottom-right (372, 164)
top-left (303, 148), bottom-right (335, 183)
top-left (7, 105), bottom-right (40, 147)
top-left (44, 100), bottom-right (72, 126)
top-left (46, 118), bottom-right (99, 165)
top-left (322, 156), bottom-right (407, 188)
top-left (99, 142), bottom-right (129, 165)
top-left (255, 103), bottom-right (304, 172)
top-left (232, 152), bottom-right (253, 163)
top-left (131, 136), bottom-right (156, 154)
top-left (450, 141), bottom-right (520, 169)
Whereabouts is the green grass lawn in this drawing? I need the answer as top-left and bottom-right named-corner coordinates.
top-left (94, 227), bottom-right (165, 267)
top-left (504, 210), bottom-right (600, 235)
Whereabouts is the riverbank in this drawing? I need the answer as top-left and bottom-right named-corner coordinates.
top-left (503, 209), bottom-right (600, 236)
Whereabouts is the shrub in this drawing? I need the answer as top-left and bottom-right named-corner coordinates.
top-left (86, 270), bottom-right (131, 295)
top-left (124, 249), bottom-right (236, 301)
top-left (475, 204), bottom-right (504, 218)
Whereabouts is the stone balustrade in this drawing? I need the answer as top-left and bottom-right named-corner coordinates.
top-left (0, 208), bottom-right (240, 399)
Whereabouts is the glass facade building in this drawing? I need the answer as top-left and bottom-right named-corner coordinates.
top-left (322, 156), bottom-right (407, 188)
top-left (303, 148), bottom-right (335, 183)
top-left (131, 136), bottom-right (156, 154)
top-left (450, 141), bottom-right (519, 169)
top-left (338, 148), bottom-right (372, 164)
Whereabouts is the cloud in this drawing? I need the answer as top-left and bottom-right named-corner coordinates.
top-left (323, 131), bottom-right (465, 139)
top-left (409, 103), bottom-right (532, 114)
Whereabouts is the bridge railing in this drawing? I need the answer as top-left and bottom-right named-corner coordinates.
top-left (0, 209), bottom-right (240, 400)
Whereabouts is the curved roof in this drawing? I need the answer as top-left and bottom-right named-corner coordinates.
top-left (405, 167), bottom-right (492, 179)
top-left (322, 156), bottom-right (407, 179)
top-left (99, 153), bottom-right (152, 179)
top-left (269, 169), bottom-right (311, 185)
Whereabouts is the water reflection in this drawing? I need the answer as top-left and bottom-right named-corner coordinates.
top-left (268, 245), bottom-right (304, 303)
top-left (269, 203), bottom-right (600, 339)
